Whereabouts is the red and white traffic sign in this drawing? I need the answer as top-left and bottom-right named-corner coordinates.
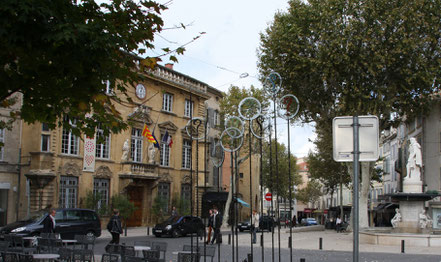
top-left (265, 193), bottom-right (272, 201)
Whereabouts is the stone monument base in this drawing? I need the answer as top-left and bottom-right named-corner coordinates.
top-left (403, 180), bottom-right (423, 193)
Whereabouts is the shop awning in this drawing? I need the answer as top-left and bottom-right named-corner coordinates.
top-left (235, 197), bottom-right (250, 208)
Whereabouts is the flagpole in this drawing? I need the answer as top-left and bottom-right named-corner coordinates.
top-left (152, 112), bottom-right (161, 133)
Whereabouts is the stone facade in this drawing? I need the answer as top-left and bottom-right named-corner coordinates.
top-left (16, 64), bottom-right (223, 226)
top-left (0, 93), bottom-right (22, 226)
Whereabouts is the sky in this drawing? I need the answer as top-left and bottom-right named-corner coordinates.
top-left (150, 0), bottom-right (316, 158)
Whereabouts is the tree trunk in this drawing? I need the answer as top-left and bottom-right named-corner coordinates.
top-left (221, 153), bottom-right (248, 228)
top-left (222, 174), bottom-right (234, 228)
top-left (346, 162), bottom-right (374, 231)
top-left (359, 162), bottom-right (372, 229)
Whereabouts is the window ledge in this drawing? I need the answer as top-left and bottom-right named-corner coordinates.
top-left (96, 158), bottom-right (114, 163)
top-left (159, 166), bottom-right (174, 170)
top-left (58, 154), bottom-right (82, 159)
top-left (161, 110), bottom-right (177, 116)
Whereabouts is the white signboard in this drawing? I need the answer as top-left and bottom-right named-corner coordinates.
top-left (83, 135), bottom-right (96, 172)
top-left (333, 116), bottom-right (379, 162)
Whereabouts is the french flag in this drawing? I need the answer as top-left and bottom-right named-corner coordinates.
top-left (162, 130), bottom-right (173, 148)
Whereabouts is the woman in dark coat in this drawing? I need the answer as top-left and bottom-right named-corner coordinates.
top-left (107, 209), bottom-right (123, 244)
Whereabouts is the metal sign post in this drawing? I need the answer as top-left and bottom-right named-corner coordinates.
top-left (332, 115), bottom-right (379, 262)
top-left (352, 116), bottom-right (360, 262)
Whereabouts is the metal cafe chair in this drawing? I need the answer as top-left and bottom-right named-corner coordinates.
top-left (100, 253), bottom-right (119, 262)
top-left (177, 252), bottom-right (200, 262)
top-left (142, 249), bottom-right (160, 262)
top-left (151, 242), bottom-right (167, 262)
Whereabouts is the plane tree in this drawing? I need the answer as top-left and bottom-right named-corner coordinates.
top-left (258, 0), bottom-right (441, 227)
top-left (0, 0), bottom-right (196, 138)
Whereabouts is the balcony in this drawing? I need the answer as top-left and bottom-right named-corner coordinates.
top-left (119, 162), bottom-right (159, 180)
top-left (149, 66), bottom-right (208, 95)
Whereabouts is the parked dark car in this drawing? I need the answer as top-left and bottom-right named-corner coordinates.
top-left (301, 218), bottom-right (318, 226)
top-left (153, 216), bottom-right (205, 238)
top-left (0, 208), bottom-right (101, 239)
top-left (237, 220), bottom-right (251, 232)
top-left (237, 216), bottom-right (274, 232)
top-left (259, 216), bottom-right (275, 231)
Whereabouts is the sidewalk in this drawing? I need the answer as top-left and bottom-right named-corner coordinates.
top-left (101, 227), bottom-right (441, 256)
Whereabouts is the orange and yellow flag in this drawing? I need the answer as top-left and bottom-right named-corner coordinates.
top-left (142, 124), bottom-right (157, 144)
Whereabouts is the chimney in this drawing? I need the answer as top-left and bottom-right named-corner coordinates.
top-left (165, 63), bottom-right (174, 70)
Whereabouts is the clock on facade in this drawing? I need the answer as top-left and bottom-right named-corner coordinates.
top-left (135, 83), bottom-right (146, 99)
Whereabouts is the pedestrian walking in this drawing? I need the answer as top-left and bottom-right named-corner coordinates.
top-left (42, 209), bottom-right (56, 233)
top-left (107, 209), bottom-right (123, 244)
top-left (206, 209), bottom-right (214, 244)
top-left (210, 206), bottom-right (222, 244)
top-left (252, 210), bottom-right (259, 244)
top-left (336, 216), bottom-right (342, 233)
top-left (171, 206), bottom-right (178, 217)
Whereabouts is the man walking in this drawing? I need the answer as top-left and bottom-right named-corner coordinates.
top-left (210, 207), bottom-right (222, 244)
top-left (42, 209), bottom-right (56, 233)
top-left (252, 210), bottom-right (259, 244)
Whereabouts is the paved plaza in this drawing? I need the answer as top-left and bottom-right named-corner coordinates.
top-left (92, 227), bottom-right (441, 261)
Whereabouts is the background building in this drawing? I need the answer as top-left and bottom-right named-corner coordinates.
top-left (0, 93), bottom-right (22, 226)
top-left (15, 63), bottom-right (222, 226)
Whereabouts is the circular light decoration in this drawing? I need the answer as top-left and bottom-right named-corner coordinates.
top-left (211, 140), bottom-right (225, 168)
top-left (220, 127), bottom-right (244, 153)
top-left (224, 116), bottom-right (244, 139)
top-left (238, 97), bottom-right (262, 121)
top-left (277, 94), bottom-right (300, 120)
top-left (185, 117), bottom-right (209, 141)
top-left (251, 114), bottom-right (271, 139)
top-left (263, 71), bottom-right (282, 96)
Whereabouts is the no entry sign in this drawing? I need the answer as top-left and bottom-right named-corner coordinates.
top-left (265, 193), bottom-right (272, 201)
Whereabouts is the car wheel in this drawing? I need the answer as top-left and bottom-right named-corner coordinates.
top-left (86, 231), bottom-right (95, 238)
top-left (154, 234), bottom-right (161, 237)
top-left (239, 229), bottom-right (244, 232)
top-left (172, 229), bottom-right (180, 238)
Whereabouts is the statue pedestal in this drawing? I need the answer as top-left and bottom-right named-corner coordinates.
top-left (403, 180), bottom-right (423, 193)
top-left (393, 201), bottom-right (425, 233)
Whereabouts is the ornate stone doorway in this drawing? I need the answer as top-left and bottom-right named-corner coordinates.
top-left (126, 186), bottom-right (143, 227)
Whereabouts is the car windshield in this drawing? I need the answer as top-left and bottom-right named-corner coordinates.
top-left (164, 216), bottom-right (183, 224)
top-left (24, 211), bottom-right (47, 223)
top-left (307, 218), bottom-right (316, 221)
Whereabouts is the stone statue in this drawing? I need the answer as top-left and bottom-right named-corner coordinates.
top-left (405, 137), bottom-right (422, 181)
top-left (121, 139), bottom-right (129, 161)
top-left (148, 143), bottom-right (156, 164)
top-left (391, 208), bottom-right (402, 228)
top-left (419, 209), bottom-right (432, 229)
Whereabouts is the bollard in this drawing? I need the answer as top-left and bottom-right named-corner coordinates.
top-left (260, 234), bottom-right (263, 247)
top-left (247, 253), bottom-right (253, 262)
top-left (300, 258), bottom-right (306, 262)
top-left (288, 236), bottom-right (291, 248)
top-left (319, 237), bottom-right (323, 250)
top-left (147, 227), bottom-right (150, 235)
top-left (228, 234), bottom-right (231, 245)
top-left (401, 240), bottom-right (405, 253)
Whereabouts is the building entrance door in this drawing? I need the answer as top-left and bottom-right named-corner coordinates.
top-left (126, 186), bottom-right (143, 227)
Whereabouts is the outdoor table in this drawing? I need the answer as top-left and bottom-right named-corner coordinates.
top-left (61, 239), bottom-right (77, 247)
top-left (32, 253), bottom-right (60, 261)
top-left (22, 236), bottom-right (38, 246)
top-left (172, 250), bottom-right (193, 255)
top-left (134, 245), bottom-right (151, 257)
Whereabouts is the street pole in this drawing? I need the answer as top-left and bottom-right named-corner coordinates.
top-left (352, 116), bottom-right (360, 262)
